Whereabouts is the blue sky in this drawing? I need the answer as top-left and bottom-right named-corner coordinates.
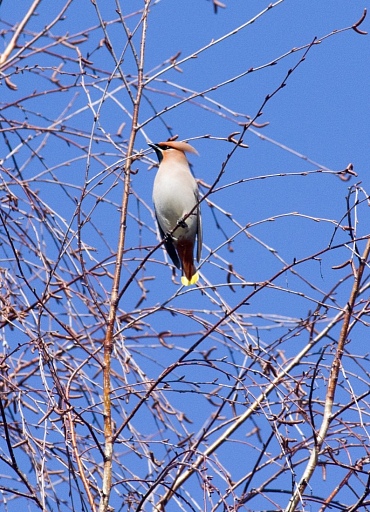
top-left (0, 1), bottom-right (369, 511)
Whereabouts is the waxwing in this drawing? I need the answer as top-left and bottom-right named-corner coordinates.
top-left (150, 140), bottom-right (202, 286)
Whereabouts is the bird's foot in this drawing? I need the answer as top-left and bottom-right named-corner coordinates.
top-left (177, 218), bottom-right (188, 229)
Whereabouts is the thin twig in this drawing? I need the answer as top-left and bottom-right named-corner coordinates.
top-left (285, 238), bottom-right (370, 512)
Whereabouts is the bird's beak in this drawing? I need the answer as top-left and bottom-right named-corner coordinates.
top-left (148, 142), bottom-right (163, 163)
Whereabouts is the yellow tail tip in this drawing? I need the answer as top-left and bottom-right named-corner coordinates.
top-left (181, 272), bottom-right (199, 286)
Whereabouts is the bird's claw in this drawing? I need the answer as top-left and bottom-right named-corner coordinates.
top-left (177, 219), bottom-right (188, 229)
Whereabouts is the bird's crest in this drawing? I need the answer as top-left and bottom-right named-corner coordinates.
top-left (157, 140), bottom-right (199, 156)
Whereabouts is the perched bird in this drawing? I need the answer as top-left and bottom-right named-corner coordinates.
top-left (150, 140), bottom-right (202, 286)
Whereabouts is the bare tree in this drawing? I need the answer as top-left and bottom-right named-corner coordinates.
top-left (0, 1), bottom-right (369, 511)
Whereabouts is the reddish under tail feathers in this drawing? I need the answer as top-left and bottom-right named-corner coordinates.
top-left (177, 241), bottom-right (199, 286)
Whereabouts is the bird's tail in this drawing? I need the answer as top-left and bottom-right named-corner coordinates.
top-left (177, 241), bottom-right (199, 286)
top-left (181, 272), bottom-right (199, 286)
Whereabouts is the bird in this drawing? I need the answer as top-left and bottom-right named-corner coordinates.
top-left (150, 140), bottom-right (202, 286)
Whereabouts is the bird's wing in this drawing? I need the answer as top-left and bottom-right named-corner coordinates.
top-left (196, 192), bottom-right (202, 263)
top-left (155, 211), bottom-right (181, 269)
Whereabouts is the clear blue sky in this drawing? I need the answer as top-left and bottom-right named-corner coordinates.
top-left (0, 1), bottom-right (369, 510)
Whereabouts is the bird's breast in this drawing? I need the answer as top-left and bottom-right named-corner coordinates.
top-left (153, 168), bottom-right (198, 239)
